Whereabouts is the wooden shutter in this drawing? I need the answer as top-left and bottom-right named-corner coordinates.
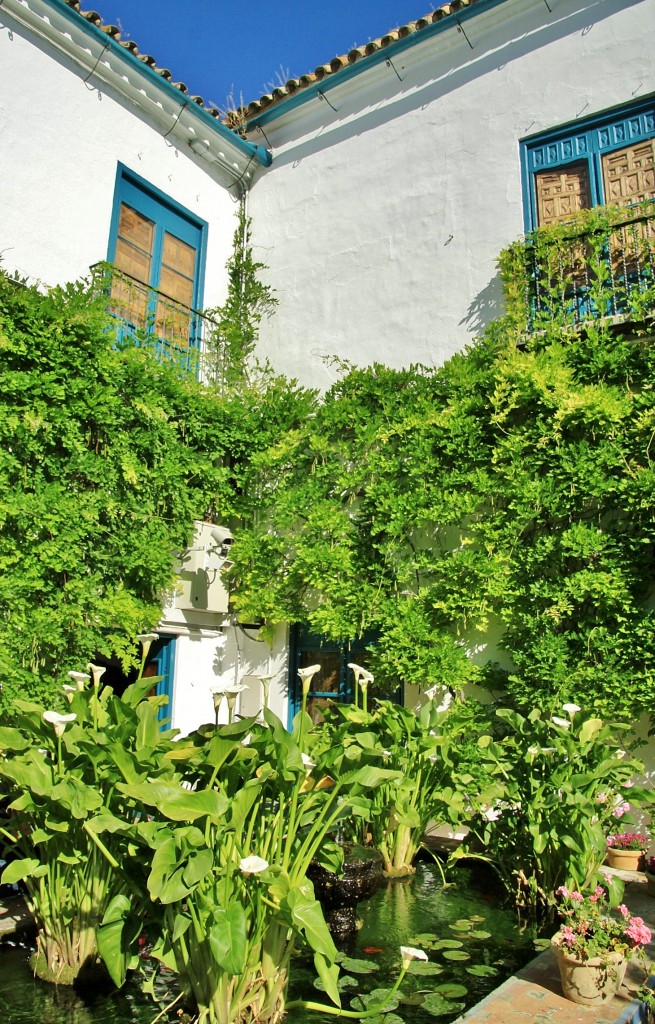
top-left (155, 232), bottom-right (197, 347)
top-left (110, 203), bottom-right (154, 328)
top-left (535, 162), bottom-right (592, 226)
top-left (602, 140), bottom-right (655, 207)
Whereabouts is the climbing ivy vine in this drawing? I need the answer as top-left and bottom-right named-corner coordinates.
top-left (0, 261), bottom-right (310, 712)
top-left (230, 203), bottom-right (655, 720)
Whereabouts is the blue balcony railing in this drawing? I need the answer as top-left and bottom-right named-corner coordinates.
top-left (91, 264), bottom-right (221, 376)
top-left (521, 205), bottom-right (655, 333)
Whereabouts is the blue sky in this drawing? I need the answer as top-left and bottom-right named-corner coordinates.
top-left (88, 0), bottom-right (434, 111)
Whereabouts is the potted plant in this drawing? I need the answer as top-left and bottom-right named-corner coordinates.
top-left (551, 883), bottom-right (652, 1005)
top-left (606, 832), bottom-right (649, 871)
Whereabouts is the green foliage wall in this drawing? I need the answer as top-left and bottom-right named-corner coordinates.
top-left (230, 209), bottom-right (655, 719)
top-left (0, 270), bottom-right (311, 710)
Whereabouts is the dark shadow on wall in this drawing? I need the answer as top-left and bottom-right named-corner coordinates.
top-left (460, 272), bottom-right (505, 337)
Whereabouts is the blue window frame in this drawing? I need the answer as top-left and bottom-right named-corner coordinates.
top-left (520, 96), bottom-right (655, 231)
top-left (288, 625), bottom-right (402, 726)
top-left (107, 165), bottom-right (207, 364)
top-left (144, 634), bottom-right (177, 726)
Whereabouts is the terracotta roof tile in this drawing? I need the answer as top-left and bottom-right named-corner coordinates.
top-left (239, 0), bottom-right (480, 121)
top-left (61, 0), bottom-right (480, 129)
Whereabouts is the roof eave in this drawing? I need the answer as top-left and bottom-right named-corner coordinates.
top-left (246, 0), bottom-right (510, 131)
top-left (6, 0), bottom-right (272, 182)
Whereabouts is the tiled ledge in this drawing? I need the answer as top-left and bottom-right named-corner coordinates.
top-left (454, 873), bottom-right (655, 1024)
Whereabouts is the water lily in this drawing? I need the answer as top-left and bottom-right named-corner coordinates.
top-left (400, 946), bottom-right (428, 969)
top-left (297, 664), bottom-right (320, 696)
top-left (42, 710), bottom-right (77, 738)
top-left (68, 670), bottom-right (89, 691)
top-left (239, 855), bottom-right (269, 875)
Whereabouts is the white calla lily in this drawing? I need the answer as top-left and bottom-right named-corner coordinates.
top-left (400, 946), bottom-right (428, 968)
top-left (239, 856), bottom-right (269, 876)
top-left (562, 702), bottom-right (581, 716)
top-left (297, 664), bottom-right (321, 695)
top-left (42, 710), bottom-right (77, 738)
top-left (68, 671), bottom-right (89, 691)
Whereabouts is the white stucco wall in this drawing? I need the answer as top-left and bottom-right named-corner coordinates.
top-left (169, 623), bottom-right (290, 737)
top-left (246, 0), bottom-right (655, 389)
top-left (0, 11), bottom-right (238, 304)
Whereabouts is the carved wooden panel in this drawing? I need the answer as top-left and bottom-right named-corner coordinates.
top-left (602, 140), bottom-right (655, 207)
top-left (536, 162), bottom-right (592, 226)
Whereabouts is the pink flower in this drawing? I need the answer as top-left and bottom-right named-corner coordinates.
top-left (556, 886), bottom-right (570, 898)
top-left (613, 802), bottom-right (631, 819)
top-left (594, 886), bottom-right (604, 896)
top-left (618, 904), bottom-right (630, 918)
top-left (625, 918), bottom-right (652, 947)
top-left (589, 894), bottom-right (599, 903)
top-left (624, 780), bottom-right (634, 788)
top-left (570, 891), bottom-right (584, 902)
top-left (596, 792), bottom-right (608, 803)
top-left (561, 926), bottom-right (575, 947)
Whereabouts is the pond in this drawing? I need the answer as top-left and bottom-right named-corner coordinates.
top-left (0, 863), bottom-right (543, 1024)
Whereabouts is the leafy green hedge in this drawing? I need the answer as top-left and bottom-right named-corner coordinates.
top-left (0, 269), bottom-right (311, 710)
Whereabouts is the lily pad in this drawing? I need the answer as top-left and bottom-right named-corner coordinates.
top-left (442, 950), bottom-right (470, 961)
top-left (314, 974), bottom-right (359, 992)
top-left (340, 957), bottom-right (380, 975)
top-left (449, 919), bottom-right (473, 931)
top-left (422, 993), bottom-right (466, 1017)
top-left (431, 939), bottom-right (463, 950)
top-left (466, 964), bottom-right (498, 978)
top-left (350, 988), bottom-right (400, 1013)
top-left (406, 961), bottom-right (444, 976)
top-left (469, 930), bottom-right (492, 940)
top-left (468, 915), bottom-right (486, 923)
top-left (435, 983), bottom-right (468, 998)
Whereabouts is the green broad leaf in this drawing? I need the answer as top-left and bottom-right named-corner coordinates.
top-left (579, 718), bottom-right (604, 743)
top-left (314, 953), bottom-right (341, 1008)
top-left (469, 930), bottom-right (492, 939)
top-left (136, 702), bottom-right (163, 750)
top-left (466, 965), bottom-right (498, 977)
top-left (121, 675), bottom-right (163, 708)
top-left (422, 992), bottom-right (465, 1016)
top-left (449, 920), bottom-right (472, 931)
top-left (287, 889), bottom-right (337, 960)
top-left (0, 728), bottom-right (29, 751)
top-left (57, 853), bottom-right (81, 866)
top-left (431, 939), bottom-right (463, 950)
top-left (50, 778), bottom-right (103, 818)
top-left (560, 833), bottom-right (582, 853)
top-left (209, 904), bottom-right (248, 975)
top-left (119, 782), bottom-right (229, 822)
top-left (347, 766), bottom-right (403, 789)
top-left (29, 828), bottom-right (51, 845)
top-left (172, 913), bottom-right (191, 942)
top-left (468, 915), bottom-right (486, 923)
top-left (340, 957), bottom-right (380, 975)
top-left (158, 866), bottom-right (192, 904)
top-left (182, 849), bottom-right (214, 889)
top-left (97, 894), bottom-right (138, 989)
top-left (1, 858), bottom-right (41, 884)
top-left (442, 950), bottom-right (470, 961)
top-left (85, 812), bottom-right (130, 835)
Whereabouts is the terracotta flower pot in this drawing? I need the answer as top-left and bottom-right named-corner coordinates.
top-left (606, 848), bottom-right (644, 871)
top-left (551, 936), bottom-right (627, 1006)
